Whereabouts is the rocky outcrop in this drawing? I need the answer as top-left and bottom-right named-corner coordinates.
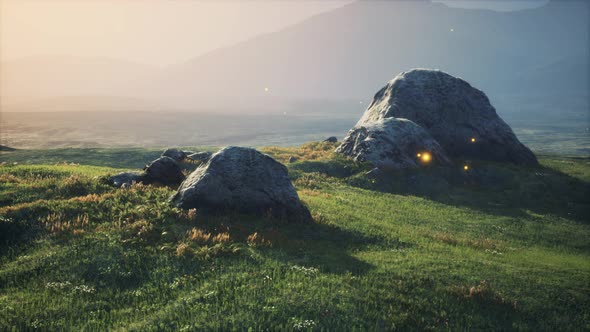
top-left (172, 146), bottom-right (311, 221)
top-left (355, 69), bottom-right (537, 165)
top-left (144, 156), bottom-right (185, 186)
top-left (187, 151), bottom-right (213, 163)
top-left (108, 155), bottom-right (185, 188)
top-left (336, 118), bottom-right (450, 169)
top-left (323, 136), bottom-right (338, 143)
top-left (0, 145), bottom-right (17, 151)
top-left (161, 148), bottom-right (187, 162)
top-left (108, 172), bottom-right (146, 188)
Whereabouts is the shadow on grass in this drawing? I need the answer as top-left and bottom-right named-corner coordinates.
top-left (346, 158), bottom-right (590, 224)
top-left (181, 213), bottom-right (405, 275)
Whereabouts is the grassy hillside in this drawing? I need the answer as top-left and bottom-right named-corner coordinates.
top-left (0, 143), bottom-right (589, 330)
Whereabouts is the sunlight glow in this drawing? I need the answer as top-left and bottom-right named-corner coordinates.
top-left (420, 152), bottom-right (432, 163)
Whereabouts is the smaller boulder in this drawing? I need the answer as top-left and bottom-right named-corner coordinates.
top-left (108, 172), bottom-right (146, 188)
top-left (288, 156), bottom-right (298, 163)
top-left (336, 118), bottom-right (451, 169)
top-left (323, 136), bottom-right (338, 143)
top-left (144, 156), bottom-right (185, 186)
top-left (187, 151), bottom-right (213, 163)
top-left (162, 148), bottom-right (187, 162)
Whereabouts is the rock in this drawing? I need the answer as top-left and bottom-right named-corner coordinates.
top-left (161, 148), bottom-right (187, 162)
top-left (355, 69), bottom-right (537, 165)
top-left (0, 145), bottom-right (17, 151)
top-left (323, 136), bottom-right (338, 143)
top-left (187, 151), bottom-right (213, 163)
top-left (144, 156), bottom-right (185, 186)
top-left (288, 156), bottom-right (298, 163)
top-left (108, 172), bottom-right (146, 188)
top-left (172, 146), bottom-right (311, 221)
top-left (336, 118), bottom-right (451, 169)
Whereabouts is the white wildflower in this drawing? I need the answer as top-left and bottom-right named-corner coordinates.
top-left (291, 265), bottom-right (319, 276)
top-left (73, 284), bottom-right (96, 294)
top-left (292, 318), bottom-right (317, 330)
top-left (45, 281), bottom-right (71, 290)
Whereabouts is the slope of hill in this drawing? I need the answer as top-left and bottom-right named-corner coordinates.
top-left (0, 145), bottom-right (589, 330)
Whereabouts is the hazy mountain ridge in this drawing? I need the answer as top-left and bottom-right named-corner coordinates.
top-left (156, 0), bottom-right (588, 102)
top-left (1, 0), bottom-right (588, 111)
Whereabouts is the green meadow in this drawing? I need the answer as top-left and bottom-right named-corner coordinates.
top-left (0, 142), bottom-right (589, 330)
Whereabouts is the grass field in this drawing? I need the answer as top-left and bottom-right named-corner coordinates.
top-left (0, 143), bottom-right (589, 330)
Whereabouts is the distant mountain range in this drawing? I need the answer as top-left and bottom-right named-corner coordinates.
top-left (1, 0), bottom-right (588, 112)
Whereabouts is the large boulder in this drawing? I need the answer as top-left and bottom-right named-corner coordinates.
top-left (144, 156), bottom-right (185, 186)
top-left (336, 118), bottom-right (451, 169)
top-left (172, 146), bottom-right (311, 221)
top-left (161, 148), bottom-right (187, 162)
top-left (354, 69), bottom-right (538, 166)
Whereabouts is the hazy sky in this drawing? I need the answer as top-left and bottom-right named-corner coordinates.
top-left (435, 0), bottom-right (549, 11)
top-left (1, 0), bottom-right (351, 66)
top-left (1, 0), bottom-right (550, 66)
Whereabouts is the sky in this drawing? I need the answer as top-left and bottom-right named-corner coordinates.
top-left (0, 1), bottom-right (351, 66)
top-left (434, 0), bottom-right (549, 12)
top-left (1, 0), bottom-right (549, 66)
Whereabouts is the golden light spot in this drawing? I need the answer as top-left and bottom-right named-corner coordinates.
top-left (470, 137), bottom-right (476, 143)
top-left (417, 153), bottom-right (422, 157)
top-left (464, 165), bottom-right (469, 171)
top-left (420, 152), bottom-right (432, 163)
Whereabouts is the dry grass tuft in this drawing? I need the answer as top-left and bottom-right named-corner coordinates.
top-left (246, 232), bottom-right (272, 247)
top-left (178, 208), bottom-right (198, 222)
top-left (188, 227), bottom-right (211, 244)
top-left (212, 232), bottom-right (231, 243)
top-left (70, 193), bottom-right (114, 203)
top-left (293, 174), bottom-right (323, 189)
top-left (433, 232), bottom-right (459, 246)
top-left (465, 237), bottom-right (501, 251)
top-left (430, 232), bottom-right (503, 252)
top-left (298, 189), bottom-right (332, 198)
top-left (312, 212), bottom-right (328, 224)
top-left (0, 173), bottom-right (21, 183)
top-left (176, 242), bottom-right (191, 256)
top-left (39, 213), bottom-right (90, 235)
top-left (261, 141), bottom-right (338, 163)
